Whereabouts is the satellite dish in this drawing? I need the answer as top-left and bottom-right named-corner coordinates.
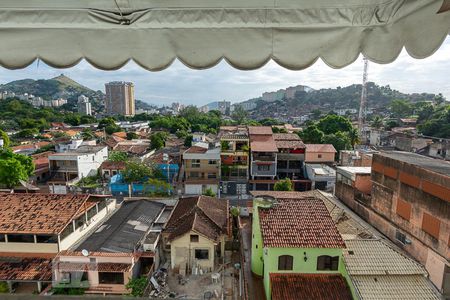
top-left (81, 249), bottom-right (89, 257)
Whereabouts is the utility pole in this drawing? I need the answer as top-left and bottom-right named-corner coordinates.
top-left (358, 57), bottom-right (369, 142)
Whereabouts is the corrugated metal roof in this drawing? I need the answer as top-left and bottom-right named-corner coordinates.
top-left (344, 239), bottom-right (426, 275)
top-left (351, 275), bottom-right (439, 300)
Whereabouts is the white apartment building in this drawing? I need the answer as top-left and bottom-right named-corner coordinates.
top-left (48, 145), bottom-right (108, 194)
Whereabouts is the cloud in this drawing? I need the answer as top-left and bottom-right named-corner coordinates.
top-left (0, 37), bottom-right (449, 106)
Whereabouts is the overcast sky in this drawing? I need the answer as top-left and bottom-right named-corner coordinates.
top-left (0, 37), bottom-right (449, 107)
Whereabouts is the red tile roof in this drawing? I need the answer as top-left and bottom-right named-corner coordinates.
top-left (0, 257), bottom-right (53, 281)
top-left (273, 133), bottom-right (305, 149)
top-left (258, 197), bottom-right (345, 248)
top-left (0, 193), bottom-right (91, 234)
top-left (115, 143), bottom-right (149, 155)
top-left (305, 144), bottom-right (337, 153)
top-left (248, 126), bottom-right (273, 135)
top-left (185, 146), bottom-right (208, 154)
top-left (251, 191), bottom-right (318, 199)
top-left (165, 196), bottom-right (229, 242)
top-left (270, 273), bottom-right (353, 300)
top-left (250, 135), bottom-right (278, 152)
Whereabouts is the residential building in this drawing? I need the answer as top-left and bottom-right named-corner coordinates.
top-left (336, 108), bottom-right (358, 116)
top-left (274, 133), bottom-right (307, 187)
top-left (249, 126), bottom-right (278, 181)
top-left (344, 239), bottom-right (440, 300)
top-left (77, 94), bottom-right (92, 116)
top-left (305, 144), bottom-right (337, 163)
top-left (182, 145), bottom-right (220, 195)
top-left (163, 196), bottom-right (230, 274)
top-left (335, 167), bottom-right (372, 209)
top-left (53, 199), bottom-right (166, 295)
top-left (305, 163), bottom-right (336, 191)
top-left (100, 161), bottom-right (126, 179)
top-left (31, 151), bottom-right (54, 183)
top-left (251, 192), bottom-right (355, 300)
top-left (0, 193), bottom-right (115, 293)
top-left (339, 149), bottom-right (376, 167)
top-left (105, 81), bottom-right (135, 116)
top-left (219, 126), bottom-right (250, 195)
top-left (48, 145), bottom-right (108, 194)
top-left (353, 151), bottom-right (449, 296)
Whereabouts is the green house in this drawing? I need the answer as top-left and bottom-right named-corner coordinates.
top-left (251, 193), bottom-right (356, 300)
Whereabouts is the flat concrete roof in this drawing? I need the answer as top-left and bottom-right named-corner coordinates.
top-left (337, 167), bottom-right (372, 175)
top-left (377, 151), bottom-right (450, 176)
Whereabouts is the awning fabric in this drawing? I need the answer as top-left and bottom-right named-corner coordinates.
top-left (0, 0), bottom-right (449, 71)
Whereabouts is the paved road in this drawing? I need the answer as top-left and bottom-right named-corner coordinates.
top-left (239, 217), bottom-right (266, 300)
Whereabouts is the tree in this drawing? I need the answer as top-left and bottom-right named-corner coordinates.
top-left (316, 115), bottom-right (352, 135)
top-left (143, 178), bottom-right (172, 197)
top-left (109, 151), bottom-right (128, 162)
top-left (298, 125), bottom-right (324, 144)
top-left (98, 117), bottom-right (116, 129)
top-left (370, 116), bottom-right (383, 129)
top-left (81, 129), bottom-right (96, 141)
top-left (0, 129), bottom-right (10, 148)
top-left (311, 109), bottom-right (322, 120)
top-left (63, 113), bottom-right (81, 126)
top-left (13, 128), bottom-right (39, 139)
top-left (0, 149), bottom-right (34, 188)
top-left (203, 187), bottom-right (216, 197)
top-left (347, 127), bottom-right (360, 149)
top-left (105, 124), bottom-right (122, 135)
top-left (390, 99), bottom-right (412, 117)
top-left (385, 120), bottom-right (399, 130)
top-left (126, 276), bottom-right (148, 297)
top-left (184, 135), bottom-right (193, 147)
top-left (274, 178), bottom-right (293, 191)
top-left (122, 161), bottom-right (155, 183)
top-left (322, 132), bottom-right (351, 154)
top-left (232, 105), bottom-right (247, 124)
top-left (126, 132), bottom-right (139, 140)
top-left (150, 132), bottom-right (167, 150)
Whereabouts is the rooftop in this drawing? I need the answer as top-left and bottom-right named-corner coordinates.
top-left (337, 167), bottom-right (372, 179)
top-left (77, 199), bottom-right (165, 253)
top-left (376, 151), bottom-right (450, 176)
top-left (0, 193), bottom-right (91, 234)
top-left (273, 133), bottom-right (305, 149)
top-left (100, 160), bottom-right (126, 170)
top-left (0, 257), bottom-right (53, 282)
top-left (50, 145), bottom-right (106, 156)
top-left (250, 134), bottom-right (278, 152)
top-left (248, 126), bottom-right (273, 135)
top-left (305, 144), bottom-right (337, 153)
top-left (270, 273), bottom-right (353, 300)
top-left (165, 195), bottom-right (228, 242)
top-left (257, 196), bottom-right (345, 248)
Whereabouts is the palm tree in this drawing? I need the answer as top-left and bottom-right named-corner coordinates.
top-left (347, 127), bottom-right (360, 149)
top-left (370, 116), bottom-right (383, 129)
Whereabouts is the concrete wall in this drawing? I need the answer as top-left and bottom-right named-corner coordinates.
top-left (185, 184), bottom-right (218, 195)
top-left (354, 174), bottom-right (372, 194)
top-left (305, 152), bottom-right (335, 163)
top-left (170, 231), bottom-right (224, 273)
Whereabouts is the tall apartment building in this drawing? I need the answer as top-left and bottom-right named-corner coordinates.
top-left (341, 151), bottom-right (449, 296)
top-left (219, 126), bottom-right (250, 195)
top-left (77, 94), bottom-right (92, 115)
top-left (105, 81), bottom-right (135, 116)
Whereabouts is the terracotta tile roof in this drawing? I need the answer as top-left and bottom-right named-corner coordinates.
top-left (251, 190), bottom-right (318, 199)
top-left (100, 160), bottom-right (126, 170)
top-left (0, 193), bottom-right (91, 234)
top-left (305, 144), bottom-right (337, 153)
top-left (148, 152), bottom-right (176, 164)
top-left (165, 196), bottom-right (228, 242)
top-left (112, 131), bottom-right (127, 139)
top-left (32, 151), bottom-right (54, 170)
top-left (250, 135), bottom-right (278, 152)
top-left (185, 146), bottom-right (208, 154)
top-left (115, 143), bottom-right (149, 155)
top-left (0, 257), bottom-right (53, 281)
top-left (258, 197), bottom-right (345, 248)
top-left (273, 133), bottom-right (305, 149)
top-left (270, 273), bottom-right (353, 300)
top-left (104, 136), bottom-right (126, 148)
top-left (248, 126), bottom-right (273, 135)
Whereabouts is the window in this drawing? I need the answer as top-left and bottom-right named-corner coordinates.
top-left (60, 223), bottom-right (74, 241)
top-left (75, 215), bottom-right (86, 230)
top-left (422, 212), bottom-right (440, 239)
top-left (195, 249), bottom-right (209, 260)
top-left (396, 230), bottom-right (407, 244)
top-left (278, 255), bottom-right (293, 270)
top-left (396, 198), bottom-right (411, 221)
top-left (278, 161), bottom-right (287, 169)
top-left (191, 159), bottom-right (200, 168)
top-left (317, 255), bottom-right (339, 271)
top-left (190, 234), bottom-right (199, 242)
top-left (60, 272), bottom-right (71, 284)
top-left (7, 234), bottom-right (35, 243)
top-left (208, 160), bottom-right (217, 165)
top-left (207, 173), bottom-right (217, 179)
top-left (190, 171), bottom-right (200, 178)
top-left (318, 154), bottom-right (322, 158)
top-left (87, 206), bottom-right (97, 220)
top-left (98, 272), bottom-right (124, 284)
top-left (0, 234), bottom-right (5, 242)
top-left (97, 200), bottom-right (107, 212)
top-left (257, 165), bottom-right (270, 171)
top-left (288, 161), bottom-right (301, 169)
top-left (36, 235), bottom-right (58, 243)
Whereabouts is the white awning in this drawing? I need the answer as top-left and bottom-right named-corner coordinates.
top-left (0, 0), bottom-right (448, 71)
